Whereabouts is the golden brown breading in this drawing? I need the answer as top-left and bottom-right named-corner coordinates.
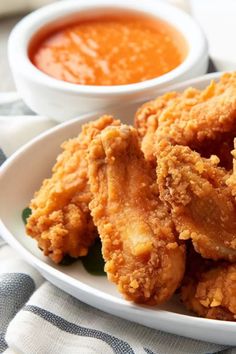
top-left (181, 254), bottom-right (236, 321)
top-left (26, 115), bottom-right (120, 263)
top-left (226, 138), bottom-right (236, 196)
top-left (135, 73), bottom-right (236, 168)
top-left (88, 125), bottom-right (185, 304)
top-left (157, 141), bottom-right (236, 262)
top-left (134, 91), bottom-right (180, 162)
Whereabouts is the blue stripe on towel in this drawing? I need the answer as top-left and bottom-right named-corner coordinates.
top-left (0, 149), bottom-right (6, 166)
top-left (0, 274), bottom-right (35, 352)
top-left (24, 305), bottom-right (135, 353)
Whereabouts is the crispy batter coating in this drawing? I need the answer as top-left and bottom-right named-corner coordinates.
top-left (134, 91), bottom-right (180, 162)
top-left (226, 138), bottom-right (236, 196)
top-left (135, 73), bottom-right (236, 168)
top-left (26, 115), bottom-right (120, 263)
top-left (88, 125), bottom-right (185, 304)
top-left (181, 251), bottom-right (236, 321)
top-left (157, 141), bottom-right (236, 262)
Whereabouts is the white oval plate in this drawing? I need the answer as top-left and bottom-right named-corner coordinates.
top-left (1, 72), bottom-right (236, 346)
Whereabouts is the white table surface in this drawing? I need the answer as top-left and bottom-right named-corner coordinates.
top-left (0, 15), bottom-right (25, 92)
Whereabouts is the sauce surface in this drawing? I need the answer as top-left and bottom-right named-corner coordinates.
top-left (30, 15), bottom-right (187, 86)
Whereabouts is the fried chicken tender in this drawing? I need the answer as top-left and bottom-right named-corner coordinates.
top-left (135, 73), bottom-right (236, 168)
top-left (157, 141), bottom-right (236, 262)
top-left (181, 252), bottom-right (236, 321)
top-left (26, 115), bottom-right (120, 264)
top-left (88, 125), bottom-right (185, 304)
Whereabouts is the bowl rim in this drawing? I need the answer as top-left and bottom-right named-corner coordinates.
top-left (8, 0), bottom-right (208, 96)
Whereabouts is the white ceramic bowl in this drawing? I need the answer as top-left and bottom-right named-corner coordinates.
top-left (8, 0), bottom-right (208, 122)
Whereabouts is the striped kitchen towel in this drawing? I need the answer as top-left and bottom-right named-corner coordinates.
top-left (0, 93), bottom-right (235, 354)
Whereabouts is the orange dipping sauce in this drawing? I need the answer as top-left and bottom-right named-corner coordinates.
top-left (29, 14), bottom-right (187, 86)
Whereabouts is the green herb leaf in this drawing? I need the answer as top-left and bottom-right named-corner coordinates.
top-left (22, 207), bottom-right (32, 224)
top-left (81, 239), bottom-right (105, 275)
top-left (59, 255), bottom-right (78, 266)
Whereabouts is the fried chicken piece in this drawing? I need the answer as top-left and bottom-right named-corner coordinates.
top-left (88, 125), bottom-right (185, 304)
top-left (226, 138), bottom-right (236, 196)
top-left (26, 115), bottom-right (120, 264)
top-left (134, 91), bottom-right (180, 163)
top-left (135, 73), bottom-right (236, 168)
top-left (181, 252), bottom-right (236, 321)
top-left (157, 141), bottom-right (236, 262)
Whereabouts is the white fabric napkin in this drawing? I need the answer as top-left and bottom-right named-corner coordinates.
top-left (0, 93), bottom-right (236, 354)
top-left (189, 0), bottom-right (236, 71)
top-left (168, 0), bottom-right (236, 72)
